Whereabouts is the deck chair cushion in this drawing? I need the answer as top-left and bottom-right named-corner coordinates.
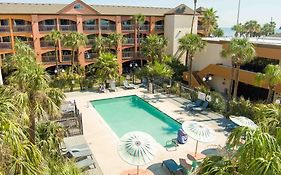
top-left (162, 159), bottom-right (183, 173)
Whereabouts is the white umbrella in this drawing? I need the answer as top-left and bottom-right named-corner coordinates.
top-left (182, 121), bottom-right (215, 157)
top-left (229, 116), bottom-right (258, 129)
top-left (118, 131), bottom-right (157, 175)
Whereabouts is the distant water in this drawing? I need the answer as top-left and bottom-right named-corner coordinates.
top-left (221, 27), bottom-right (281, 37)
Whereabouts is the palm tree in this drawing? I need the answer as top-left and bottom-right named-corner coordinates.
top-left (92, 35), bottom-right (107, 57)
top-left (178, 34), bottom-right (206, 87)
top-left (133, 14), bottom-right (145, 59)
top-left (46, 30), bottom-right (63, 71)
top-left (6, 40), bottom-right (65, 143)
top-left (190, 0), bottom-right (198, 34)
top-left (63, 32), bottom-right (88, 72)
top-left (256, 64), bottom-right (281, 103)
top-left (221, 38), bottom-right (255, 99)
top-left (141, 34), bottom-right (168, 63)
top-left (232, 23), bottom-right (245, 37)
top-left (244, 20), bottom-right (261, 37)
top-left (201, 8), bottom-right (218, 37)
top-left (107, 33), bottom-right (124, 53)
top-left (94, 52), bottom-right (119, 85)
top-left (212, 28), bottom-right (224, 37)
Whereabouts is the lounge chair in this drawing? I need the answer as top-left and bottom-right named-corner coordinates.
top-left (162, 159), bottom-right (183, 175)
top-left (66, 149), bottom-right (92, 160)
top-left (76, 158), bottom-right (95, 171)
top-left (185, 99), bottom-right (203, 110)
top-left (123, 80), bottom-right (137, 89)
top-left (192, 101), bottom-right (209, 111)
top-left (109, 81), bottom-right (117, 92)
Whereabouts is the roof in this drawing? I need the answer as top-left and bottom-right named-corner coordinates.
top-left (196, 7), bottom-right (207, 13)
top-left (166, 4), bottom-right (196, 15)
top-left (0, 2), bottom-right (172, 16)
top-left (203, 37), bottom-right (281, 47)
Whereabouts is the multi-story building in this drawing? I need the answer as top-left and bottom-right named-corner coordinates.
top-left (0, 0), bottom-right (198, 74)
top-left (183, 37), bottom-right (281, 100)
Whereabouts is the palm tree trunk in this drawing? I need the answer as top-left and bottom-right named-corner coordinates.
top-left (29, 114), bottom-right (36, 144)
top-left (71, 49), bottom-right (75, 73)
top-left (233, 65), bottom-right (240, 99)
top-left (55, 42), bottom-right (59, 73)
top-left (189, 55), bottom-right (193, 88)
top-left (190, 0), bottom-right (197, 34)
top-left (267, 87), bottom-right (274, 103)
top-left (228, 64), bottom-right (235, 100)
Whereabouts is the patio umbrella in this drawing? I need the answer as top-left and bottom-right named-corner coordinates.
top-left (182, 121), bottom-right (215, 157)
top-left (118, 131), bottom-right (157, 175)
top-left (229, 116), bottom-right (258, 129)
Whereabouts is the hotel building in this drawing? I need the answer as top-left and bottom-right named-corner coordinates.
top-left (0, 0), bottom-right (198, 74)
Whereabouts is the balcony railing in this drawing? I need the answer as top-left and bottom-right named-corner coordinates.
top-left (122, 51), bottom-right (134, 59)
top-left (140, 25), bottom-right (150, 31)
top-left (0, 42), bottom-right (12, 50)
top-left (137, 38), bottom-right (145, 44)
top-left (39, 25), bottom-right (57, 32)
top-left (122, 25), bottom-right (134, 31)
top-left (60, 25), bottom-right (77, 31)
top-left (13, 25), bottom-right (32, 32)
top-left (23, 41), bottom-right (34, 48)
top-left (0, 26), bottom-right (10, 32)
top-left (62, 55), bottom-right (78, 62)
top-left (123, 38), bottom-right (134, 45)
top-left (85, 52), bottom-right (98, 61)
top-left (155, 25), bottom-right (164, 31)
top-left (100, 24), bottom-right (116, 31)
top-left (42, 55), bottom-right (56, 63)
top-left (40, 40), bottom-right (55, 48)
top-left (83, 25), bottom-right (98, 31)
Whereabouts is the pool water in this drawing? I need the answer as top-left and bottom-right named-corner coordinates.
top-left (91, 95), bottom-right (181, 146)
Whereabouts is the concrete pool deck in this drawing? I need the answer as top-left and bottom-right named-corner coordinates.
top-left (65, 88), bottom-right (231, 175)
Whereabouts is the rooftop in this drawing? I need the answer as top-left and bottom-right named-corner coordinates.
top-left (204, 37), bottom-right (281, 47)
top-left (0, 2), bottom-right (179, 16)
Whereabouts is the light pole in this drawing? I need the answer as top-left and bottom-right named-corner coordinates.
top-left (130, 62), bottom-right (138, 84)
top-left (237, 0), bottom-right (241, 25)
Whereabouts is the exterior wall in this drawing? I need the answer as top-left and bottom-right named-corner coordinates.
top-left (164, 14), bottom-right (197, 64)
top-left (192, 42), bottom-right (231, 71)
top-left (208, 76), bottom-right (230, 94)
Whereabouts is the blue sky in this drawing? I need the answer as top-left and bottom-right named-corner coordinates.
top-left (0, 0), bottom-right (280, 28)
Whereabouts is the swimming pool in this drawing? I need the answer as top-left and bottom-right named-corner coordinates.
top-left (91, 95), bottom-right (181, 146)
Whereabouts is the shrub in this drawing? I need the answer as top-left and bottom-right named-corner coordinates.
top-left (209, 91), bottom-right (227, 114)
top-left (225, 97), bottom-right (255, 119)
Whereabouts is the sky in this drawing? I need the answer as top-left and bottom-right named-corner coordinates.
top-left (0, 0), bottom-right (280, 28)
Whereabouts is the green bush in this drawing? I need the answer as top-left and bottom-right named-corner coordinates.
top-left (209, 91), bottom-right (227, 114)
top-left (225, 97), bottom-right (255, 119)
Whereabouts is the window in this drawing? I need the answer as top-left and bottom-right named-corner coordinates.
top-left (74, 3), bottom-right (83, 10)
top-left (44, 19), bottom-right (55, 26)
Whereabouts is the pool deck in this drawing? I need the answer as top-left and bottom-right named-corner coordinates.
top-left (65, 88), bottom-right (231, 175)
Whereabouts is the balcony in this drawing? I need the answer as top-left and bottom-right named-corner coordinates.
top-left (40, 40), bottom-right (55, 48)
top-left (59, 25), bottom-right (77, 32)
top-left (100, 24), bottom-right (116, 31)
top-left (0, 42), bottom-right (12, 50)
top-left (140, 25), bottom-right (149, 31)
top-left (122, 25), bottom-right (134, 31)
top-left (137, 38), bottom-right (145, 44)
top-left (23, 41), bottom-right (34, 48)
top-left (85, 52), bottom-right (97, 62)
top-left (122, 51), bottom-right (134, 59)
top-left (86, 39), bottom-right (96, 47)
top-left (123, 38), bottom-right (134, 45)
top-left (62, 55), bottom-right (72, 62)
top-left (39, 25), bottom-right (57, 32)
top-left (42, 55), bottom-right (56, 63)
top-left (0, 26), bottom-right (10, 33)
top-left (155, 25), bottom-right (164, 31)
top-left (13, 25), bottom-right (32, 32)
top-left (83, 25), bottom-right (98, 31)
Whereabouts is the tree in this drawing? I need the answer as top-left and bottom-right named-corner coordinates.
top-left (201, 8), bottom-right (218, 37)
top-left (244, 20), bottom-right (261, 37)
top-left (190, 0), bottom-right (198, 34)
top-left (256, 64), bottom-right (281, 103)
top-left (6, 40), bottom-right (65, 143)
top-left (232, 23), bottom-right (245, 37)
top-left (212, 28), bottom-right (224, 37)
top-left (221, 38), bottom-right (255, 99)
top-left (261, 22), bottom-right (276, 36)
top-left (92, 35), bottom-right (107, 57)
top-left (94, 52), bottom-right (119, 85)
top-left (63, 32), bottom-right (88, 72)
top-left (178, 34), bottom-right (206, 87)
top-left (46, 30), bottom-right (63, 71)
top-left (107, 33), bottom-right (124, 52)
top-left (133, 14), bottom-right (145, 59)
top-left (141, 34), bottom-right (168, 63)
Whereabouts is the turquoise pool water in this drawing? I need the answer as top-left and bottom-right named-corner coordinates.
top-left (91, 95), bottom-right (181, 146)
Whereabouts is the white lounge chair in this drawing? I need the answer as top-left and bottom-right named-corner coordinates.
top-left (109, 81), bottom-right (117, 92)
top-left (123, 80), bottom-right (137, 89)
top-left (76, 158), bottom-right (95, 171)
